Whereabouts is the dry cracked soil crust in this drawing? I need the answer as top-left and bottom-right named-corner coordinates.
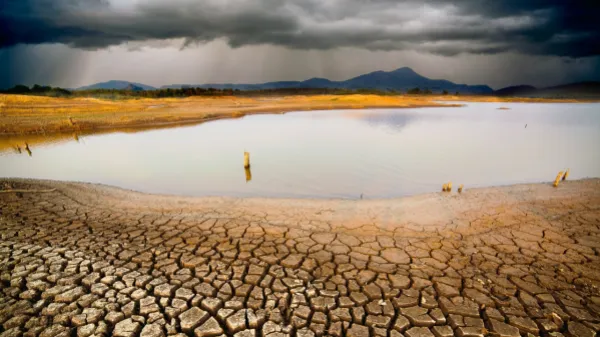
top-left (0, 178), bottom-right (599, 337)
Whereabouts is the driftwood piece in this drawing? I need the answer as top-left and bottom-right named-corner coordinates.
top-left (0, 188), bottom-right (56, 193)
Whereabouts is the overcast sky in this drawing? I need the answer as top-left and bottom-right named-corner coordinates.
top-left (2, 0), bottom-right (599, 89)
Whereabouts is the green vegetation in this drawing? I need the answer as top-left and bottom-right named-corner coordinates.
top-left (1, 84), bottom-right (444, 99)
top-left (3, 84), bottom-right (71, 97)
top-left (75, 87), bottom-right (407, 99)
top-left (406, 87), bottom-right (432, 95)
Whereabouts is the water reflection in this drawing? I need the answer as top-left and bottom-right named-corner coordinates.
top-left (0, 121), bottom-right (211, 154)
top-left (343, 109), bottom-right (451, 133)
top-left (0, 102), bottom-right (599, 199)
top-left (1, 135), bottom-right (74, 155)
top-left (361, 111), bottom-right (419, 132)
top-left (244, 167), bottom-right (252, 182)
top-left (8, 142), bottom-right (34, 157)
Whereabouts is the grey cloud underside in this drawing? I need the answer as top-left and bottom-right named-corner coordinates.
top-left (1, 0), bottom-right (599, 57)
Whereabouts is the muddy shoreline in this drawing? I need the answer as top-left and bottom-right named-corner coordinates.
top-left (2, 177), bottom-right (599, 236)
top-left (1, 177), bottom-right (600, 336)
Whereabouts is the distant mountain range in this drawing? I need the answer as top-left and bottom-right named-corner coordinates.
top-left (77, 67), bottom-right (493, 94)
top-left (494, 81), bottom-right (600, 98)
top-left (75, 68), bottom-right (600, 97)
top-left (161, 67), bottom-right (494, 94)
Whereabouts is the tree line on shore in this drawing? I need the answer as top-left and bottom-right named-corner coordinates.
top-left (2, 84), bottom-right (72, 97)
top-left (0, 84), bottom-right (454, 99)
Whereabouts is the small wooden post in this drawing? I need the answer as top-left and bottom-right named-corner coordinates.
top-left (244, 152), bottom-right (250, 169)
top-left (447, 182), bottom-right (452, 192)
top-left (562, 169), bottom-right (569, 181)
top-left (442, 184), bottom-right (448, 192)
top-left (245, 167), bottom-right (252, 182)
top-left (553, 171), bottom-right (563, 187)
top-left (24, 143), bottom-right (32, 157)
top-left (458, 184), bottom-right (463, 193)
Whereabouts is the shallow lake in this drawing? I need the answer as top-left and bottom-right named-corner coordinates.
top-left (1, 102), bottom-right (599, 199)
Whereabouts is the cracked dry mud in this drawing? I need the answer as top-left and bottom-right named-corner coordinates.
top-left (1, 178), bottom-right (599, 337)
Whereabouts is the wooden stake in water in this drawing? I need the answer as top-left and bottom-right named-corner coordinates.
top-left (562, 169), bottom-right (569, 181)
top-left (447, 182), bottom-right (452, 192)
top-left (245, 167), bottom-right (252, 182)
top-left (24, 143), bottom-right (32, 157)
top-left (553, 171), bottom-right (563, 187)
top-left (244, 152), bottom-right (250, 169)
top-left (458, 184), bottom-right (464, 193)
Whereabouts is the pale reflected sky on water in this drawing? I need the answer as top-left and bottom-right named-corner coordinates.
top-left (1, 102), bottom-right (599, 199)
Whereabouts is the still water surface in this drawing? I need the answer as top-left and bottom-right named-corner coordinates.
top-left (1, 102), bottom-right (599, 198)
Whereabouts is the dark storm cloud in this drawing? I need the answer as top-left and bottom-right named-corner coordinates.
top-left (1, 0), bottom-right (599, 57)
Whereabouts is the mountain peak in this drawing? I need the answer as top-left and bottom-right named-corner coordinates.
top-left (303, 77), bottom-right (331, 83)
top-left (77, 80), bottom-right (156, 91)
top-left (391, 67), bottom-right (417, 74)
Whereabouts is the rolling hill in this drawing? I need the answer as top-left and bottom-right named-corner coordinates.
top-left (494, 82), bottom-right (600, 98)
top-left (493, 85), bottom-right (537, 97)
top-left (77, 80), bottom-right (156, 91)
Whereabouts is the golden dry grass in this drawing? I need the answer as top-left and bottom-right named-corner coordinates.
top-left (0, 92), bottom-right (591, 147)
top-left (0, 94), bottom-right (452, 136)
